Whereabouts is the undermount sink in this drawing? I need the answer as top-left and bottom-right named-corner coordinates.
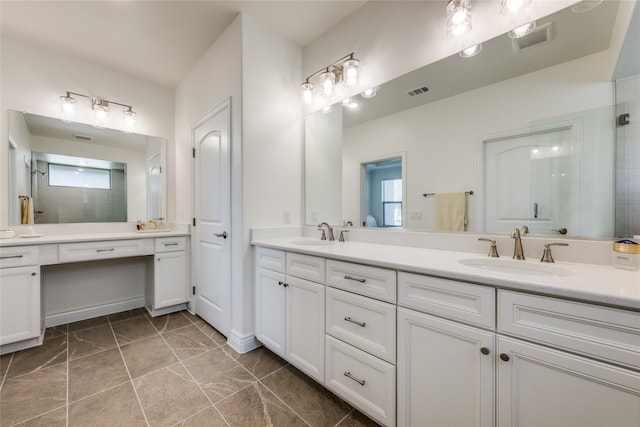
top-left (458, 258), bottom-right (571, 277)
top-left (289, 240), bottom-right (334, 246)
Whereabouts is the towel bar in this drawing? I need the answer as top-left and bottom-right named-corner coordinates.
top-left (422, 190), bottom-right (474, 197)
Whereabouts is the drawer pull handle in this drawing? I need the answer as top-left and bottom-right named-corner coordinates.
top-left (344, 275), bottom-right (366, 283)
top-left (344, 316), bottom-right (366, 327)
top-left (499, 353), bottom-right (510, 362)
top-left (164, 243), bottom-right (179, 247)
top-left (343, 371), bottom-right (365, 386)
top-left (480, 347), bottom-right (490, 355)
top-left (0, 255), bottom-right (23, 260)
top-left (96, 248), bottom-right (115, 253)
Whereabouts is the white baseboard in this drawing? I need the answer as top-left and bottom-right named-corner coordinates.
top-left (45, 297), bottom-right (145, 327)
top-left (226, 329), bottom-right (260, 354)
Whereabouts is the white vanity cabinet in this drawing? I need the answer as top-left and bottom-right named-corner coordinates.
top-left (254, 247), bottom-right (325, 382)
top-left (0, 246), bottom-right (41, 348)
top-left (496, 290), bottom-right (640, 427)
top-left (397, 272), bottom-right (496, 427)
top-left (146, 236), bottom-right (189, 316)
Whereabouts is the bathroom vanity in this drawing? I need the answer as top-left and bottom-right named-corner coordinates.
top-left (0, 227), bottom-right (190, 354)
top-left (252, 234), bottom-right (640, 427)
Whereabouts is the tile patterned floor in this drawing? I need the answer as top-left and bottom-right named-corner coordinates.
top-left (0, 309), bottom-right (379, 427)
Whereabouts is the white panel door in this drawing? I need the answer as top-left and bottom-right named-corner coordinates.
top-left (254, 267), bottom-right (286, 357)
top-left (0, 265), bottom-right (40, 345)
top-left (193, 99), bottom-right (231, 337)
top-left (484, 127), bottom-right (573, 235)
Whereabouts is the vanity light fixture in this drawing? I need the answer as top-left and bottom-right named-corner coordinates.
top-left (447, 0), bottom-right (472, 39)
top-left (60, 91), bottom-right (137, 131)
top-left (508, 21), bottom-right (537, 38)
top-left (301, 53), bottom-right (361, 105)
top-left (500, 0), bottom-right (532, 15)
top-left (459, 43), bottom-right (483, 58)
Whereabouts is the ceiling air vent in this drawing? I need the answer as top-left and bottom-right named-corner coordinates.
top-left (73, 134), bottom-right (93, 141)
top-left (407, 86), bottom-right (429, 96)
top-left (512, 22), bottom-right (554, 52)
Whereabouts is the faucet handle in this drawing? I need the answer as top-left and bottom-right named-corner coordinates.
top-left (317, 228), bottom-right (327, 240)
top-left (521, 226), bottom-right (529, 235)
top-left (338, 229), bottom-right (349, 242)
top-left (478, 238), bottom-right (499, 258)
top-left (540, 242), bottom-right (569, 263)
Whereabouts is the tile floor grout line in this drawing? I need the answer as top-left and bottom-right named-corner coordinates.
top-left (256, 377), bottom-right (313, 427)
top-left (0, 352), bottom-right (13, 390)
top-left (107, 315), bottom-right (152, 427)
top-left (6, 404), bottom-right (68, 427)
top-left (334, 408), bottom-right (356, 427)
top-left (66, 323), bottom-right (70, 427)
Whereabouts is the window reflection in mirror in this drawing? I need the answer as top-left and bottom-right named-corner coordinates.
top-left (362, 158), bottom-right (403, 228)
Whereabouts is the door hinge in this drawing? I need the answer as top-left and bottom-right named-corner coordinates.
top-left (192, 147), bottom-right (196, 158)
top-left (192, 286), bottom-right (196, 295)
top-left (192, 217), bottom-right (196, 227)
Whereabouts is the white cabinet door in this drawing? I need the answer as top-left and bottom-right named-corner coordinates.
top-left (286, 275), bottom-right (325, 383)
top-left (154, 251), bottom-right (187, 309)
top-left (497, 336), bottom-right (640, 427)
top-left (397, 307), bottom-right (495, 427)
top-left (0, 265), bottom-right (40, 345)
top-left (254, 267), bottom-right (286, 357)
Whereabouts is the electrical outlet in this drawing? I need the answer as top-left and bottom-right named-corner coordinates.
top-left (283, 209), bottom-right (292, 225)
top-left (410, 210), bottom-right (423, 220)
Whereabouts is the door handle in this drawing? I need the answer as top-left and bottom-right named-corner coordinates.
top-left (214, 231), bottom-right (228, 239)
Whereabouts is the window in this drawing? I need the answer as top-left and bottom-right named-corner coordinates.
top-left (382, 179), bottom-right (402, 227)
top-left (48, 164), bottom-right (111, 190)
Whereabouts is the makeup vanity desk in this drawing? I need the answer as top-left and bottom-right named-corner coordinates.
top-left (0, 227), bottom-right (190, 354)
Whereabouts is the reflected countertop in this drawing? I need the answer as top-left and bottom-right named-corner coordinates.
top-left (0, 229), bottom-right (189, 247)
top-left (251, 236), bottom-right (640, 311)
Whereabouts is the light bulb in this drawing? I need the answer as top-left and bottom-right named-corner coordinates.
top-left (92, 99), bottom-right (109, 123)
top-left (500, 0), bottom-right (532, 15)
top-left (301, 81), bottom-right (314, 105)
top-left (60, 93), bottom-right (77, 116)
top-left (459, 43), bottom-right (483, 58)
top-left (447, 0), bottom-right (471, 39)
top-left (319, 70), bottom-right (336, 97)
top-left (508, 21), bottom-right (536, 38)
top-left (340, 97), bottom-right (353, 107)
top-left (343, 59), bottom-right (360, 87)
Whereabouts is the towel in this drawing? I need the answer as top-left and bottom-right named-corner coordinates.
top-left (435, 192), bottom-right (466, 231)
top-left (20, 197), bottom-right (34, 224)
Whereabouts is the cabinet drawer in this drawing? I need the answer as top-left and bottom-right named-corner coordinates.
top-left (155, 236), bottom-right (186, 253)
top-left (286, 252), bottom-right (325, 283)
top-left (255, 247), bottom-right (285, 273)
top-left (498, 290), bottom-right (640, 370)
top-left (326, 287), bottom-right (396, 363)
top-left (0, 246), bottom-right (39, 268)
top-left (398, 272), bottom-right (495, 329)
top-left (59, 239), bottom-right (153, 263)
top-left (325, 335), bottom-right (396, 427)
top-left (326, 260), bottom-right (396, 303)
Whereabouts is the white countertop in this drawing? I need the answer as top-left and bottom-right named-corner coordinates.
top-left (0, 229), bottom-right (189, 247)
top-left (252, 236), bottom-right (640, 311)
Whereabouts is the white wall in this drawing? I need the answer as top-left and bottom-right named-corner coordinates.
top-left (0, 36), bottom-right (175, 226)
top-left (7, 111), bottom-right (32, 224)
top-left (342, 50), bottom-right (616, 237)
top-left (302, 0), bottom-right (577, 112)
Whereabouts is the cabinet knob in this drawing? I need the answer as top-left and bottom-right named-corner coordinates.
top-left (499, 353), bottom-right (510, 362)
top-left (31, 272), bottom-right (37, 276)
top-left (480, 347), bottom-right (490, 355)
top-left (278, 281), bottom-right (284, 286)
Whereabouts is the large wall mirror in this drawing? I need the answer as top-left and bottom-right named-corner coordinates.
top-left (305, 0), bottom-right (639, 239)
top-left (7, 110), bottom-right (166, 224)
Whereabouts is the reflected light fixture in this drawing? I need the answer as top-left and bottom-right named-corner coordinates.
top-left (361, 87), bottom-right (377, 98)
top-left (60, 91), bottom-right (137, 131)
top-left (459, 43), bottom-right (483, 58)
top-left (571, 0), bottom-right (603, 13)
top-left (447, 0), bottom-right (472, 39)
top-left (500, 0), bottom-right (532, 15)
top-left (301, 53), bottom-right (360, 105)
top-left (508, 21), bottom-right (536, 38)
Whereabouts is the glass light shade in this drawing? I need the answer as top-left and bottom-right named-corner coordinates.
top-left (459, 43), bottom-right (483, 58)
top-left (361, 87), bottom-right (377, 98)
top-left (343, 59), bottom-right (360, 87)
top-left (508, 21), bottom-right (536, 38)
top-left (319, 70), bottom-right (336, 97)
top-left (301, 81), bottom-right (314, 105)
top-left (500, 0), bottom-right (532, 15)
top-left (60, 94), bottom-right (77, 116)
top-left (92, 100), bottom-right (109, 123)
top-left (123, 108), bottom-right (136, 131)
top-left (447, 0), bottom-right (471, 39)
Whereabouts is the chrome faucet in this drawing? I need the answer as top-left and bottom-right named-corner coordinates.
top-left (511, 228), bottom-right (525, 260)
top-left (317, 222), bottom-right (335, 241)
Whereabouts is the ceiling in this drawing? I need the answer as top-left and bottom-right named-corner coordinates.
top-left (0, 0), bottom-right (367, 88)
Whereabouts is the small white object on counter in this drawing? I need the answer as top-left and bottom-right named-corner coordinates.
top-left (0, 229), bottom-right (16, 239)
